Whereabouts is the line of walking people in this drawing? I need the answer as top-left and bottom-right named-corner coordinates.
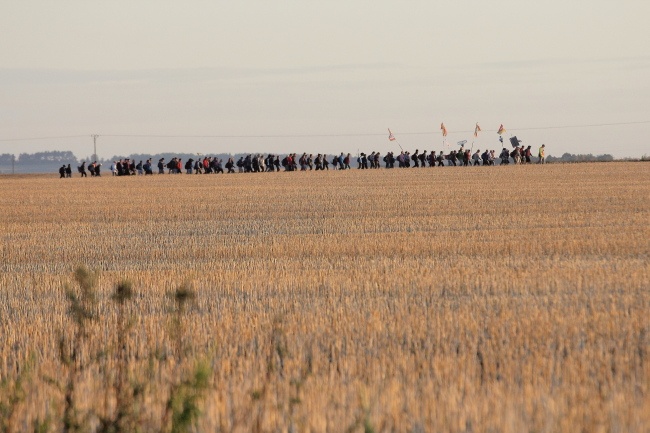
top-left (60, 144), bottom-right (547, 177)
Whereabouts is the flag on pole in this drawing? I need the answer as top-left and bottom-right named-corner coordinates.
top-left (388, 128), bottom-right (396, 141)
top-left (440, 123), bottom-right (448, 137)
top-left (474, 123), bottom-right (481, 138)
top-left (497, 124), bottom-right (506, 135)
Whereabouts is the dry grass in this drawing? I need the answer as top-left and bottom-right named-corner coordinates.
top-left (0, 162), bottom-right (649, 432)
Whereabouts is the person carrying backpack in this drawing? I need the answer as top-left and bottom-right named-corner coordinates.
top-left (472, 150), bottom-right (481, 166)
top-left (525, 146), bottom-right (532, 164)
top-left (411, 150), bottom-right (419, 167)
top-left (143, 159), bottom-right (153, 175)
top-left (225, 157), bottom-right (235, 173)
top-left (166, 159), bottom-right (175, 174)
top-left (344, 154), bottom-right (351, 169)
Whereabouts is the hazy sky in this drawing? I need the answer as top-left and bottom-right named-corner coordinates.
top-left (1, 0), bottom-right (649, 159)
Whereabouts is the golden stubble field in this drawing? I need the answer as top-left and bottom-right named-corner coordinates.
top-left (1, 162), bottom-right (649, 432)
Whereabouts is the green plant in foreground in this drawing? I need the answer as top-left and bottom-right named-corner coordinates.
top-left (0, 356), bottom-right (34, 433)
top-left (97, 279), bottom-right (141, 433)
top-left (167, 360), bottom-right (210, 433)
top-left (161, 282), bottom-right (210, 433)
top-left (61, 265), bottom-right (99, 433)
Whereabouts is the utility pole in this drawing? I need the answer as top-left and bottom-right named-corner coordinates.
top-left (92, 134), bottom-right (99, 162)
top-left (12, 154), bottom-right (15, 174)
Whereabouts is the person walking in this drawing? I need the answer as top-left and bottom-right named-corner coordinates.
top-left (214, 158), bottom-right (224, 174)
top-left (166, 158), bottom-right (176, 174)
top-left (481, 150), bottom-right (489, 166)
top-left (525, 146), bottom-right (532, 164)
top-left (500, 148), bottom-right (510, 165)
top-left (511, 147), bottom-right (521, 164)
top-left (226, 157), bottom-right (235, 173)
top-left (538, 144), bottom-right (546, 164)
top-left (412, 149), bottom-right (419, 167)
top-left (143, 159), bottom-right (153, 175)
top-left (472, 150), bottom-right (481, 166)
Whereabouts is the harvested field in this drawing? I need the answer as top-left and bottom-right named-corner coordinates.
top-left (1, 162), bottom-right (649, 432)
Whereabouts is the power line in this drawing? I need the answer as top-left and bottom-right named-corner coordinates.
top-left (101, 133), bottom-right (385, 138)
top-left (510, 120), bottom-right (650, 132)
top-left (0, 120), bottom-right (649, 141)
top-left (0, 135), bottom-right (89, 142)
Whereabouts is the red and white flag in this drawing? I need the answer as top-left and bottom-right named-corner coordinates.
top-left (497, 124), bottom-right (506, 135)
top-left (388, 128), bottom-right (396, 141)
top-left (440, 123), bottom-right (448, 137)
top-left (474, 123), bottom-right (481, 138)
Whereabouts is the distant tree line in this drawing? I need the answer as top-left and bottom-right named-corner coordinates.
top-left (0, 150), bottom-right (78, 164)
top-left (0, 151), bottom-right (239, 174)
top-left (0, 151), bottom-right (80, 173)
top-left (546, 153), bottom-right (614, 163)
top-left (106, 152), bottom-right (235, 165)
top-left (0, 150), bottom-right (644, 174)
